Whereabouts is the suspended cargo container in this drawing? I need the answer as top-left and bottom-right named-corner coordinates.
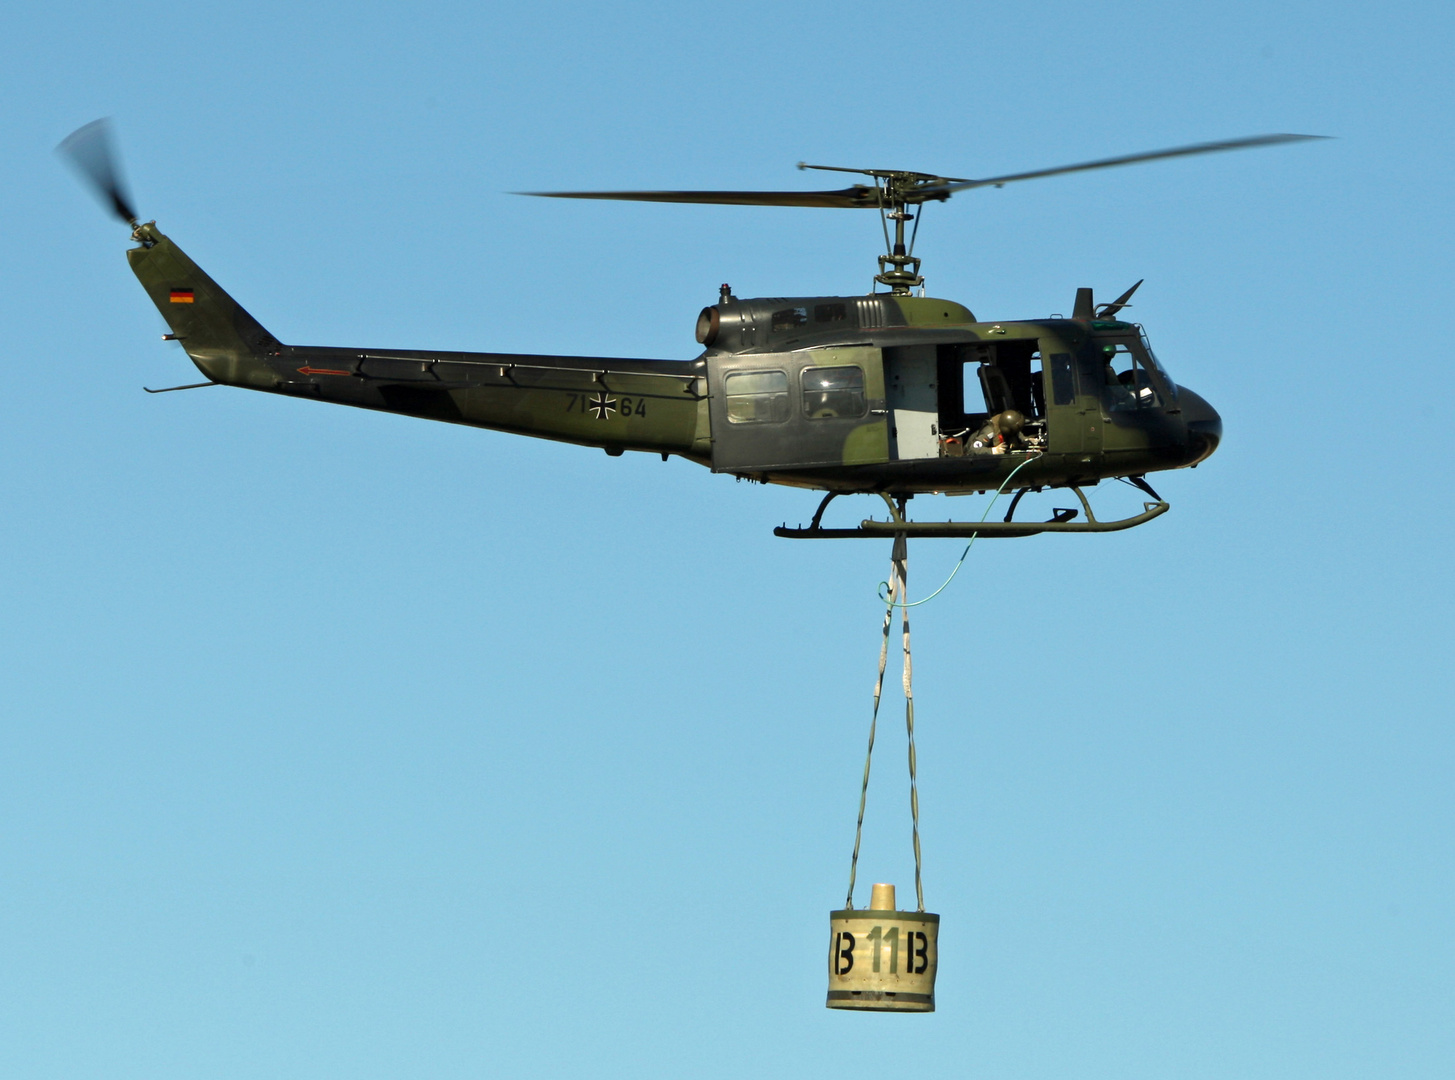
top-left (827, 883), bottom-right (938, 1012)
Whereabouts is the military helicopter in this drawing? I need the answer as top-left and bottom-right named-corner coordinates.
top-left (60, 121), bottom-right (1320, 538)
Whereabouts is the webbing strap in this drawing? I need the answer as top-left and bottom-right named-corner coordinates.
top-left (899, 530), bottom-right (925, 912)
top-left (844, 537), bottom-right (895, 910)
top-left (845, 514), bottom-right (924, 911)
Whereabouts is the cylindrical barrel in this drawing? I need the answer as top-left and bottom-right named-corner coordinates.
top-left (826, 891), bottom-right (939, 1012)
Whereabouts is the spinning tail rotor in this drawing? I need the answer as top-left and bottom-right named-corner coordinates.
top-left (57, 118), bottom-right (140, 227)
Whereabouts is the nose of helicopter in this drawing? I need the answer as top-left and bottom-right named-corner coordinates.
top-left (1178, 387), bottom-right (1222, 465)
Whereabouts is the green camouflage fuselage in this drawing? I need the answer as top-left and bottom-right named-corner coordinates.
top-left (127, 223), bottom-right (1220, 495)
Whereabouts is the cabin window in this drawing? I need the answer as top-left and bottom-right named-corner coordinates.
top-left (724, 370), bottom-right (791, 423)
top-left (801, 365), bottom-right (866, 419)
top-left (772, 307), bottom-right (809, 332)
top-left (1050, 353), bottom-right (1075, 406)
top-left (814, 303), bottom-right (847, 323)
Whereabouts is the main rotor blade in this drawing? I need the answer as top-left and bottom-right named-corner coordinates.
top-left (926, 133), bottom-right (1329, 196)
top-left (521, 134), bottom-right (1328, 213)
top-left (57, 118), bottom-right (138, 224)
top-left (518, 186), bottom-right (881, 209)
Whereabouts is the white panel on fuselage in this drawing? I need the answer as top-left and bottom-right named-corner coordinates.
top-left (885, 345), bottom-right (939, 460)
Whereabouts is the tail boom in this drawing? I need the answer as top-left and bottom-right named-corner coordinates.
top-left (126, 223), bottom-right (708, 457)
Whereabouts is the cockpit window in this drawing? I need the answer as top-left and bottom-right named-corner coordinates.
top-left (1097, 342), bottom-right (1163, 412)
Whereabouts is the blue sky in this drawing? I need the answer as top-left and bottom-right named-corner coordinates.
top-left (2, 1), bottom-right (1452, 1077)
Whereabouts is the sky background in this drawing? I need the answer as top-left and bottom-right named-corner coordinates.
top-left (2, 1), bottom-right (1452, 1077)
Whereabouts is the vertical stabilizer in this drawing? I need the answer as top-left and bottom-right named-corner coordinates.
top-left (126, 223), bottom-right (281, 386)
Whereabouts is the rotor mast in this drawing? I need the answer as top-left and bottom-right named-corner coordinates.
top-left (797, 164), bottom-right (963, 295)
top-left (878, 204), bottom-right (922, 294)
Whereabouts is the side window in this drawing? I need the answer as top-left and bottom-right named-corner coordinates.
top-left (724, 370), bottom-right (790, 423)
top-left (772, 307), bottom-right (808, 332)
top-left (1050, 353), bottom-right (1075, 406)
top-left (801, 365), bottom-right (866, 419)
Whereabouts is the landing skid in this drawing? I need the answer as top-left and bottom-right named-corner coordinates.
top-left (774, 486), bottom-right (1170, 539)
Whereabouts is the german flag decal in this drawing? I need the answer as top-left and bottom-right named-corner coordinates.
top-left (169, 289), bottom-right (195, 304)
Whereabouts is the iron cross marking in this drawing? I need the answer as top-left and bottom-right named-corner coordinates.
top-left (588, 392), bottom-right (618, 420)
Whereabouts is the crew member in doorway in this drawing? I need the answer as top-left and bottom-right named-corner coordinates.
top-left (969, 409), bottom-right (1027, 454)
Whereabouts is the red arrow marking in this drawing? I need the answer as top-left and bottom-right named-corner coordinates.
top-left (296, 366), bottom-right (354, 377)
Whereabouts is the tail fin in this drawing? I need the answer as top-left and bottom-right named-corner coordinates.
top-left (126, 222), bottom-right (281, 383)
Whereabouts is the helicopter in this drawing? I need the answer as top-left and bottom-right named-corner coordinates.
top-left (60, 121), bottom-right (1321, 539)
